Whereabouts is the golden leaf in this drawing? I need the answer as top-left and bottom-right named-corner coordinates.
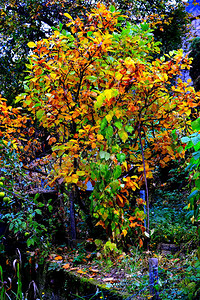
top-left (27, 41), bottom-right (37, 48)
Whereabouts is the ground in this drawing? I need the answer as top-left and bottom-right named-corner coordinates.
top-left (42, 243), bottom-right (200, 299)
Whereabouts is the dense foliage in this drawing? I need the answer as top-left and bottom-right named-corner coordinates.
top-left (0, 0), bottom-right (189, 103)
top-left (11, 3), bottom-right (199, 246)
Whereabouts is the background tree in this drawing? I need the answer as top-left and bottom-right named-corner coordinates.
top-left (0, 0), bottom-right (95, 104)
top-left (189, 37), bottom-right (200, 92)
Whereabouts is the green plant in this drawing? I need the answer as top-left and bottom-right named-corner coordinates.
top-left (94, 239), bottom-right (122, 262)
top-left (150, 204), bottom-right (197, 247)
top-left (72, 289), bottom-right (105, 300)
top-left (0, 265), bottom-right (6, 300)
top-left (73, 243), bottom-right (87, 265)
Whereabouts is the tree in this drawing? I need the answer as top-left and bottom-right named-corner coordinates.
top-left (16, 3), bottom-right (199, 245)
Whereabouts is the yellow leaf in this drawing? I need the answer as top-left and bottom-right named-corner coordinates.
top-left (94, 93), bottom-right (105, 110)
top-left (50, 73), bottom-right (57, 80)
top-left (54, 30), bottom-right (60, 37)
top-left (76, 171), bottom-right (85, 176)
top-left (77, 269), bottom-right (87, 274)
top-left (122, 229), bottom-right (127, 237)
top-left (190, 215), bottom-right (195, 223)
top-left (105, 112), bottom-right (114, 123)
top-left (64, 13), bottom-right (73, 19)
top-left (163, 73), bottom-right (168, 81)
top-left (71, 174), bottom-right (78, 184)
top-left (102, 212), bottom-right (108, 221)
top-left (115, 72), bottom-right (123, 81)
top-left (104, 89), bottom-right (113, 100)
top-left (119, 130), bottom-right (128, 143)
top-left (122, 161), bottom-right (128, 171)
top-left (27, 41), bottom-right (37, 48)
top-left (97, 134), bottom-right (104, 141)
top-left (65, 176), bottom-right (72, 183)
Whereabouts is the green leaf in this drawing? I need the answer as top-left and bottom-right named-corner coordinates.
top-left (110, 5), bottom-right (115, 12)
top-left (107, 56), bottom-right (115, 63)
top-left (117, 153), bottom-right (126, 163)
top-left (113, 165), bottom-right (122, 179)
top-left (94, 94), bottom-right (105, 110)
top-left (185, 141), bottom-right (194, 150)
top-left (48, 205), bottom-right (53, 212)
top-left (110, 180), bottom-right (120, 193)
top-left (188, 189), bottom-right (199, 200)
top-left (35, 209), bottom-right (42, 215)
top-left (36, 109), bottom-right (44, 119)
top-left (172, 129), bottom-right (177, 140)
top-left (195, 179), bottom-right (200, 189)
top-left (117, 16), bottom-right (125, 21)
top-left (141, 22), bottom-right (149, 31)
top-left (105, 126), bottom-right (113, 138)
top-left (27, 238), bottom-right (35, 247)
top-left (114, 121), bottom-right (122, 129)
top-left (100, 118), bottom-right (107, 131)
top-left (87, 31), bottom-right (93, 37)
top-left (177, 146), bottom-right (183, 153)
top-left (87, 75), bottom-right (97, 82)
top-left (192, 118), bottom-right (200, 131)
top-left (125, 125), bottom-right (134, 133)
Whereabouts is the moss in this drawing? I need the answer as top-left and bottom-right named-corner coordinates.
top-left (63, 269), bottom-right (130, 299)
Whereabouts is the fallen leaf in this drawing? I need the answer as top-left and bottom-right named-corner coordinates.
top-left (77, 269), bottom-right (87, 274)
top-left (102, 277), bottom-right (114, 282)
top-left (89, 268), bottom-right (100, 273)
top-left (54, 255), bottom-right (63, 260)
top-left (63, 263), bottom-right (70, 269)
top-left (69, 267), bottom-right (79, 271)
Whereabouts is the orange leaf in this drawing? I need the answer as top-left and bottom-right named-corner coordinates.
top-left (95, 220), bottom-right (105, 228)
top-left (77, 269), bottom-right (87, 274)
top-left (55, 255), bottom-right (63, 260)
top-left (63, 263), bottom-right (70, 269)
top-left (116, 194), bottom-right (124, 204)
top-left (129, 222), bottom-right (137, 228)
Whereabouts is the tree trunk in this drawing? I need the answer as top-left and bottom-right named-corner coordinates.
top-left (69, 189), bottom-right (76, 246)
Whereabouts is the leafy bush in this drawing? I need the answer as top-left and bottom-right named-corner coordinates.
top-left (150, 203), bottom-right (198, 247)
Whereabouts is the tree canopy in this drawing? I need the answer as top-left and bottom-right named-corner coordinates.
top-left (0, 0), bottom-right (190, 103)
top-left (13, 3), bottom-right (199, 244)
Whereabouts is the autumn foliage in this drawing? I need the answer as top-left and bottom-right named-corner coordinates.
top-left (7, 2), bottom-right (200, 243)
